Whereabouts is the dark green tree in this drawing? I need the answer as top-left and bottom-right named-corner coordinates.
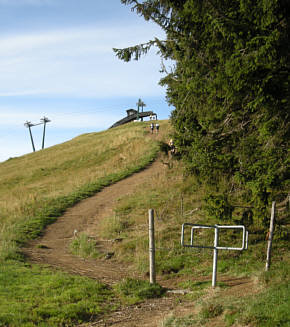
top-left (114, 0), bottom-right (289, 224)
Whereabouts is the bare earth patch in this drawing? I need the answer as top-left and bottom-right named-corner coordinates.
top-left (23, 160), bottom-right (164, 283)
top-left (22, 158), bottom-right (257, 327)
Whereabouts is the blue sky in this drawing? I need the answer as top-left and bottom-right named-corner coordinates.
top-left (0, 0), bottom-right (172, 162)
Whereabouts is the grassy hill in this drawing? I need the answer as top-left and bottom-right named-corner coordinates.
top-left (0, 122), bottom-right (163, 262)
top-left (0, 120), bottom-right (289, 327)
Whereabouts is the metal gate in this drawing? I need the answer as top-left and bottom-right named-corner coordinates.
top-left (181, 223), bottom-right (248, 287)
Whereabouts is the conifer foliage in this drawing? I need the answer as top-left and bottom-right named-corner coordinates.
top-left (114, 0), bottom-right (289, 223)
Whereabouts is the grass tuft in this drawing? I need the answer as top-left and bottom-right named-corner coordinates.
top-left (115, 278), bottom-right (166, 305)
top-left (69, 233), bottom-right (100, 259)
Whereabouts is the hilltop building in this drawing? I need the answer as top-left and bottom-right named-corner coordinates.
top-left (109, 108), bottom-right (157, 129)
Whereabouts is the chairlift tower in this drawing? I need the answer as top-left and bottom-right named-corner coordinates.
top-left (24, 117), bottom-right (51, 152)
top-left (40, 116), bottom-right (51, 149)
top-left (24, 121), bottom-right (36, 152)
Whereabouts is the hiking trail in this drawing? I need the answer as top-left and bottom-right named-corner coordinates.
top-left (23, 150), bottom-right (256, 327)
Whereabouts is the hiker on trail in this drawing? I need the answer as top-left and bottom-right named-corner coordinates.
top-left (150, 123), bottom-right (154, 134)
top-left (169, 139), bottom-right (175, 154)
top-left (155, 123), bottom-right (160, 133)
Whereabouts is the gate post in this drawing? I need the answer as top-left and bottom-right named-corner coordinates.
top-left (181, 223), bottom-right (248, 288)
top-left (265, 201), bottom-right (276, 271)
top-left (212, 226), bottom-right (219, 287)
top-left (149, 209), bottom-right (156, 284)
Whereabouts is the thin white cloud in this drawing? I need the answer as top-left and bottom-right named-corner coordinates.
top-left (0, 90), bottom-right (48, 97)
top-left (0, 103), bottom-right (167, 165)
top-left (0, 0), bottom-right (54, 6)
top-left (0, 24), bottom-right (165, 98)
top-left (51, 114), bottom-right (120, 129)
top-left (0, 108), bottom-right (122, 129)
top-left (0, 27), bottom-right (114, 54)
top-left (0, 108), bottom-right (122, 161)
top-left (0, 110), bottom-right (43, 127)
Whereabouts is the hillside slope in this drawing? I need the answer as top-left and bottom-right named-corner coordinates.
top-left (0, 121), bottom-right (166, 261)
top-left (22, 159), bottom-right (165, 283)
top-left (0, 120), bottom-right (289, 327)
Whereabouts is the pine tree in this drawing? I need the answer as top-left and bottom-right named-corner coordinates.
top-left (115, 0), bottom-right (290, 224)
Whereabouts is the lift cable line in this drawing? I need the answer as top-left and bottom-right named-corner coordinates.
top-left (24, 117), bottom-right (51, 152)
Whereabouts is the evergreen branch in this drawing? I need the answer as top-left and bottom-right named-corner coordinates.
top-left (209, 120), bottom-right (251, 139)
top-left (113, 40), bottom-right (156, 62)
top-left (121, 0), bottom-right (171, 29)
top-left (121, 0), bottom-right (185, 37)
top-left (113, 38), bottom-right (169, 62)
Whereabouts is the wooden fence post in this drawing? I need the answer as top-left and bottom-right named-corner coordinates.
top-left (149, 209), bottom-right (156, 284)
top-left (180, 194), bottom-right (184, 217)
top-left (265, 201), bottom-right (276, 271)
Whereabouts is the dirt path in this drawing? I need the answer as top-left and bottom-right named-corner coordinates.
top-left (23, 160), bottom-right (165, 283)
top-left (22, 158), bottom-right (193, 326)
top-left (22, 156), bottom-right (256, 327)
top-left (78, 275), bottom-right (255, 327)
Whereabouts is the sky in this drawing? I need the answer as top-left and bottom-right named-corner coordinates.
top-left (0, 0), bottom-right (172, 162)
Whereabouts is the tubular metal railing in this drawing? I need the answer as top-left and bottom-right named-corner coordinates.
top-left (181, 223), bottom-right (249, 287)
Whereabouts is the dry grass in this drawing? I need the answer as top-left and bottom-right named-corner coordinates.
top-left (0, 120), bottom-right (170, 260)
top-left (0, 119), bottom-right (289, 327)
top-left (98, 156), bottom-right (206, 273)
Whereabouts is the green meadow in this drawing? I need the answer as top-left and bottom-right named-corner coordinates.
top-left (0, 120), bottom-right (289, 326)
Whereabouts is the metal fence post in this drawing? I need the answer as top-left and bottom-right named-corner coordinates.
top-left (212, 226), bottom-right (219, 288)
top-left (181, 223), bottom-right (248, 288)
top-left (149, 209), bottom-right (156, 284)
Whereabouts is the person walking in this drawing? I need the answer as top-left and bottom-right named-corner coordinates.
top-left (169, 138), bottom-right (175, 155)
top-left (155, 123), bottom-right (160, 133)
top-left (150, 122), bottom-right (154, 134)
